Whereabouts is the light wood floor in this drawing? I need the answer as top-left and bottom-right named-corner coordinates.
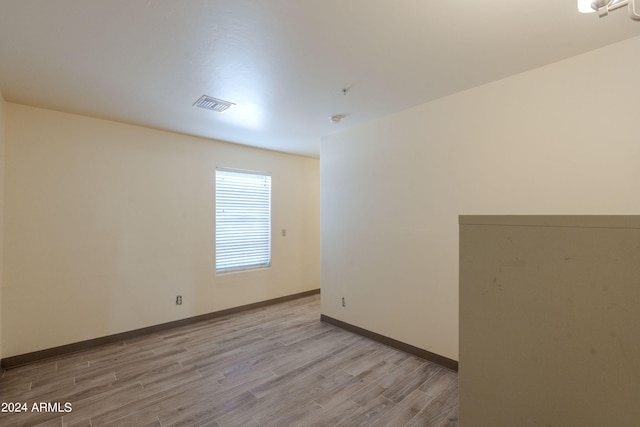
top-left (0, 294), bottom-right (458, 427)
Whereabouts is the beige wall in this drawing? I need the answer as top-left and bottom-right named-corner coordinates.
top-left (459, 215), bottom-right (640, 427)
top-left (320, 35), bottom-right (640, 361)
top-left (3, 103), bottom-right (320, 358)
top-left (0, 91), bottom-right (5, 360)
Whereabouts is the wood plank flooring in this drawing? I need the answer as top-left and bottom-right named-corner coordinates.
top-left (0, 294), bottom-right (458, 426)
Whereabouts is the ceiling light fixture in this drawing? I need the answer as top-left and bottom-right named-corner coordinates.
top-left (330, 114), bottom-right (345, 124)
top-left (578, 0), bottom-right (640, 20)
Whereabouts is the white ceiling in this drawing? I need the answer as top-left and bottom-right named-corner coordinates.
top-left (1, 1), bottom-right (639, 158)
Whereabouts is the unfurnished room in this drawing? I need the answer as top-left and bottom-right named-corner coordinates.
top-left (0, 1), bottom-right (639, 426)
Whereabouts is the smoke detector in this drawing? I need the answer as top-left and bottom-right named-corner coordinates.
top-left (193, 95), bottom-right (235, 112)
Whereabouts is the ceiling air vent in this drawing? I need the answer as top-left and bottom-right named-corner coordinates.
top-left (193, 95), bottom-right (235, 112)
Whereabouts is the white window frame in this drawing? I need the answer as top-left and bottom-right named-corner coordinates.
top-left (215, 167), bottom-right (272, 273)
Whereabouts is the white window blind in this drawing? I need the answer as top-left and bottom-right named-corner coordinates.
top-left (215, 168), bottom-right (272, 273)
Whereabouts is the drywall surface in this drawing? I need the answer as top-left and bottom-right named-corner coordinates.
top-left (459, 215), bottom-right (640, 427)
top-left (320, 35), bottom-right (640, 361)
top-left (3, 103), bottom-right (320, 357)
top-left (0, 92), bottom-right (5, 359)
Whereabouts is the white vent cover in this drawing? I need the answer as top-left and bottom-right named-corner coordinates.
top-left (193, 95), bottom-right (235, 112)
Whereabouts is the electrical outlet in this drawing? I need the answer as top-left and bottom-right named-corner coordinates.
top-left (176, 295), bottom-right (182, 305)
top-left (341, 297), bottom-right (346, 308)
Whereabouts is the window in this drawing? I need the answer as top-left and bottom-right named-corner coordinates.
top-left (215, 168), bottom-right (272, 273)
